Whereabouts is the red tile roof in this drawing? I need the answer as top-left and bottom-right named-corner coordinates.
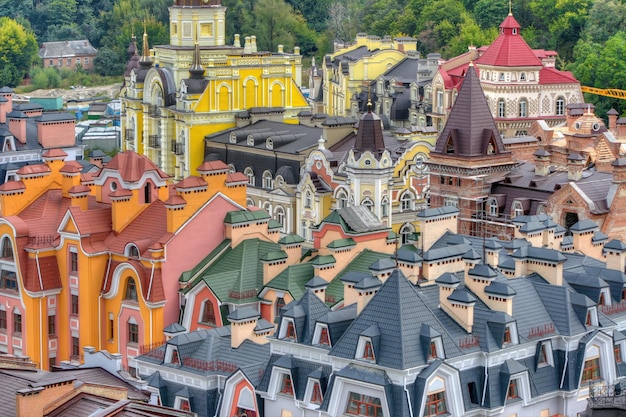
top-left (197, 160), bottom-right (229, 172)
top-left (175, 176), bottom-right (207, 189)
top-left (226, 172), bottom-right (248, 183)
top-left (0, 181), bottom-right (25, 192)
top-left (98, 151), bottom-right (169, 182)
top-left (23, 255), bottom-right (62, 292)
top-left (60, 161), bottom-right (83, 173)
top-left (164, 195), bottom-right (186, 206)
top-left (476, 14), bottom-right (542, 67)
top-left (539, 67), bottom-right (579, 84)
top-left (17, 164), bottom-right (51, 175)
top-left (42, 149), bottom-right (68, 158)
top-left (68, 185), bottom-right (91, 194)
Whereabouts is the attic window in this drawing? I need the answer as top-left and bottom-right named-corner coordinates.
top-left (310, 381), bottom-right (323, 404)
top-left (445, 138), bottom-right (455, 154)
top-left (229, 132), bottom-right (237, 143)
top-left (428, 337), bottom-right (444, 361)
top-left (126, 244), bottom-right (140, 258)
top-left (285, 321), bottom-right (296, 340)
top-left (356, 336), bottom-right (376, 362)
top-left (313, 323), bottom-right (331, 347)
top-left (280, 373), bottom-right (294, 395)
top-left (512, 28), bottom-right (518, 34)
top-left (266, 138), bottom-right (273, 149)
top-left (586, 308), bottom-right (599, 327)
top-left (502, 322), bottom-right (518, 346)
top-left (537, 341), bottom-right (554, 367)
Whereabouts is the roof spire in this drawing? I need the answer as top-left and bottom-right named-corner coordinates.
top-left (509, 0), bottom-right (513, 15)
top-left (139, 21), bottom-right (152, 67)
top-left (189, 25), bottom-right (205, 78)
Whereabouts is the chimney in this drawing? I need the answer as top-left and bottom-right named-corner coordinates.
top-left (294, 46), bottom-right (300, 55)
top-left (571, 219), bottom-right (602, 259)
top-left (8, 113), bottom-right (27, 143)
top-left (60, 161), bottom-right (83, 197)
top-left (512, 247), bottom-right (565, 286)
top-left (68, 185), bottom-right (90, 210)
top-left (484, 239), bottom-right (502, 269)
top-left (279, 235), bottom-right (304, 265)
top-left (243, 36), bottom-right (251, 54)
top-left (261, 251), bottom-right (288, 284)
top-left (110, 189), bottom-right (135, 233)
top-left (341, 272), bottom-right (369, 308)
top-left (604, 240), bottom-right (626, 272)
top-left (608, 108), bottom-right (619, 132)
top-left (436, 273), bottom-right (475, 333)
top-left (416, 207), bottom-right (459, 252)
top-left (396, 249), bottom-right (422, 284)
top-left (618, 118), bottom-right (626, 138)
top-left (311, 255), bottom-right (336, 282)
top-left (234, 34), bottom-right (241, 48)
top-left (227, 307), bottom-right (260, 348)
top-left (534, 148), bottom-right (551, 176)
top-left (368, 258), bottom-right (395, 283)
top-left (464, 264), bottom-right (498, 302)
top-left (251, 36), bottom-right (257, 53)
top-left (354, 276), bottom-right (381, 314)
top-left (613, 158), bottom-right (626, 184)
top-left (305, 276), bottom-right (328, 303)
top-left (277, 44), bottom-right (284, 53)
top-left (567, 153), bottom-right (585, 181)
top-left (483, 281), bottom-right (516, 315)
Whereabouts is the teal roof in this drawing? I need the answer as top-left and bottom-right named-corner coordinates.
top-left (327, 238), bottom-right (356, 249)
top-left (310, 255), bottom-right (336, 265)
top-left (224, 209), bottom-right (270, 224)
top-left (278, 234), bottom-right (305, 245)
top-left (265, 263), bottom-right (316, 302)
top-left (184, 238), bottom-right (282, 304)
top-left (268, 219), bottom-right (282, 229)
top-left (261, 250), bottom-right (288, 262)
top-left (179, 239), bottom-right (231, 283)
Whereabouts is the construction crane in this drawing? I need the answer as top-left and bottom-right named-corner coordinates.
top-left (581, 86), bottom-right (626, 100)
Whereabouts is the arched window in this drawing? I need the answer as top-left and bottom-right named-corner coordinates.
top-left (275, 206), bottom-right (286, 231)
top-left (381, 197), bottom-right (389, 217)
top-left (1, 237), bottom-right (13, 259)
top-left (246, 197), bottom-right (254, 207)
top-left (488, 198), bottom-right (499, 216)
top-left (275, 297), bottom-right (286, 319)
top-left (125, 278), bottom-right (138, 301)
top-left (262, 171), bottom-right (273, 189)
top-left (361, 198), bottom-right (374, 211)
top-left (519, 72), bottom-right (526, 81)
top-left (498, 99), bottom-right (506, 118)
top-left (244, 167), bottom-right (255, 186)
top-left (400, 223), bottom-right (414, 245)
top-left (335, 189), bottom-right (348, 209)
top-left (401, 192), bottom-right (414, 212)
top-left (305, 191), bottom-right (312, 209)
top-left (143, 183), bottom-right (151, 204)
top-left (556, 96), bottom-right (565, 116)
top-left (126, 244), bottom-right (140, 258)
top-left (519, 98), bottom-right (528, 117)
top-left (201, 300), bottom-right (216, 324)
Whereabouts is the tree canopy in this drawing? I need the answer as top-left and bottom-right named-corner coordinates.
top-left (0, 17), bottom-right (38, 87)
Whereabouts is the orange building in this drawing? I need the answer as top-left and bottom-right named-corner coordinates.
top-left (0, 150), bottom-right (247, 370)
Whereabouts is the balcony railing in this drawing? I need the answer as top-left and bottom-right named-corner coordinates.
top-left (148, 135), bottom-right (161, 148)
top-left (171, 140), bottom-right (185, 155)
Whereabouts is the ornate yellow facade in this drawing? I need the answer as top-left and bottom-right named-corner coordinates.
top-left (120, 0), bottom-right (310, 180)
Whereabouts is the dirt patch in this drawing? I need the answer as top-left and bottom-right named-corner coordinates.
top-left (14, 83), bottom-right (123, 103)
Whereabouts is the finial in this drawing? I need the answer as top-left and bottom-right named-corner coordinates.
top-left (367, 100), bottom-right (372, 113)
top-left (469, 60), bottom-right (474, 67)
top-left (509, 0), bottom-right (513, 15)
top-left (318, 136), bottom-right (326, 150)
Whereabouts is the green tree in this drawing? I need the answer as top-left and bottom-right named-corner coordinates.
top-left (582, 0), bottom-right (626, 44)
top-left (251, 0), bottom-right (298, 52)
top-left (0, 17), bottom-right (38, 87)
top-left (93, 46), bottom-right (126, 76)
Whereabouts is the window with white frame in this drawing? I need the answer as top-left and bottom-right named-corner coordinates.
top-left (305, 191), bottom-right (312, 209)
top-left (428, 337), bottom-right (445, 361)
top-left (165, 345), bottom-right (181, 365)
top-left (519, 98), bottom-right (528, 117)
top-left (279, 318), bottom-right (297, 341)
top-left (586, 307), bottom-right (599, 327)
top-left (488, 198), bottom-right (498, 216)
top-left (444, 196), bottom-right (458, 207)
top-left (425, 377), bottom-right (448, 417)
top-left (400, 223), bottom-right (414, 245)
top-left (313, 323), bottom-right (331, 347)
top-left (507, 377), bottom-right (521, 400)
top-left (244, 167), bottom-right (254, 186)
top-left (275, 206), bottom-right (285, 231)
top-left (556, 96), bottom-right (565, 116)
top-left (512, 202), bottom-right (524, 218)
top-left (336, 189), bottom-right (348, 209)
top-left (537, 340), bottom-right (554, 367)
top-left (174, 396), bottom-right (191, 411)
top-left (615, 341), bottom-right (624, 364)
top-left (361, 198), bottom-right (374, 211)
top-left (356, 336), bottom-right (376, 362)
top-left (381, 197), bottom-right (389, 217)
top-left (502, 322), bottom-right (518, 346)
top-left (345, 392), bottom-right (382, 417)
top-left (498, 99), bottom-right (506, 118)
top-left (401, 192), bottom-right (414, 211)
top-left (582, 356), bottom-right (601, 383)
top-left (262, 171), bottom-right (273, 189)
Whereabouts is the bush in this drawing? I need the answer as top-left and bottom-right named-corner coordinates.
top-left (30, 67), bottom-right (62, 89)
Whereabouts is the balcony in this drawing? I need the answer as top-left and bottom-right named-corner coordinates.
top-left (148, 135), bottom-right (161, 148)
top-left (171, 140), bottom-right (184, 155)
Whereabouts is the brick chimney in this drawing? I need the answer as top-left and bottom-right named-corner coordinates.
top-left (354, 276), bottom-right (382, 314)
top-left (608, 108), bottom-right (619, 132)
top-left (368, 258), bottom-right (395, 283)
top-left (604, 240), bottom-right (626, 272)
top-left (228, 307), bottom-right (261, 348)
top-left (436, 273), bottom-right (475, 333)
top-left (567, 153), bottom-right (585, 181)
top-left (8, 112), bottom-right (27, 143)
top-left (512, 246), bottom-right (565, 286)
top-left (571, 219), bottom-right (603, 259)
top-left (68, 185), bottom-right (90, 210)
top-left (0, 87), bottom-right (13, 124)
top-left (416, 206), bottom-right (459, 252)
top-left (279, 234), bottom-right (304, 265)
top-left (534, 148), bottom-right (551, 176)
top-left (261, 251), bottom-right (288, 284)
top-left (305, 276), bottom-right (328, 303)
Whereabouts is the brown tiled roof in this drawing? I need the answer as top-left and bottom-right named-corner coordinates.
top-left (354, 108), bottom-right (385, 154)
top-left (432, 65), bottom-right (510, 159)
top-left (99, 151), bottom-right (169, 182)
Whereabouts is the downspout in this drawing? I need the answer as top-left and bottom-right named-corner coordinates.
top-left (560, 337), bottom-right (569, 389)
top-left (403, 376), bottom-right (414, 417)
top-left (35, 250), bottom-right (44, 368)
top-left (213, 374), bottom-right (223, 417)
top-left (100, 253), bottom-right (112, 350)
top-left (147, 260), bottom-right (155, 344)
top-left (481, 352), bottom-right (488, 406)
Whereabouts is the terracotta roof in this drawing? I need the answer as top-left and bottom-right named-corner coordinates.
top-left (68, 185), bottom-right (91, 194)
top-left (174, 176), bottom-right (207, 189)
top-left (164, 195), bottom-right (186, 206)
top-left (476, 14), bottom-right (542, 67)
top-left (99, 151), bottom-right (169, 182)
top-left (24, 255), bottom-right (61, 292)
top-left (109, 189), bottom-right (133, 198)
top-left (226, 172), bottom-right (248, 183)
top-left (42, 149), bottom-right (68, 158)
top-left (60, 161), bottom-right (83, 173)
top-left (67, 206), bottom-right (112, 238)
top-left (17, 164), bottom-right (51, 175)
top-left (197, 160), bottom-right (229, 172)
top-left (0, 181), bottom-right (26, 192)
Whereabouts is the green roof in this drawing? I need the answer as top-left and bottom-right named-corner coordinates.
top-left (179, 239), bottom-right (231, 283)
top-left (184, 238), bottom-right (282, 304)
top-left (327, 238), bottom-right (356, 249)
top-left (387, 231), bottom-right (398, 240)
top-left (309, 254), bottom-right (336, 265)
top-left (223, 209), bottom-right (270, 224)
top-left (265, 263), bottom-right (315, 302)
top-left (261, 250), bottom-right (288, 262)
top-left (268, 219), bottom-right (282, 229)
top-left (278, 234), bottom-right (305, 245)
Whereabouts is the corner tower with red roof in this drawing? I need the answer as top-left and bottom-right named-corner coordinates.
top-left (430, 12), bottom-right (582, 140)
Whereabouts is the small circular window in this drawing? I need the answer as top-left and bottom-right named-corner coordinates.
top-left (574, 122), bottom-right (581, 130)
top-left (364, 159), bottom-right (372, 166)
top-left (592, 122), bottom-right (600, 131)
top-left (111, 181), bottom-right (118, 191)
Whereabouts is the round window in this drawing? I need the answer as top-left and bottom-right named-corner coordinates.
top-left (364, 159), bottom-right (372, 166)
top-left (111, 181), bottom-right (118, 191)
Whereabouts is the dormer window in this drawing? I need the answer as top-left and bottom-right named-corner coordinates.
top-left (244, 167), bottom-right (254, 186)
top-left (1, 237), bottom-right (13, 259)
top-left (520, 72), bottom-right (526, 81)
top-left (582, 357), bottom-right (601, 383)
top-left (286, 321), bottom-right (296, 339)
top-left (126, 244), bottom-right (140, 258)
top-left (356, 336), bottom-right (376, 362)
top-left (502, 323), bottom-right (518, 346)
top-left (504, 327), bottom-right (512, 344)
top-left (507, 379), bottom-right (519, 400)
top-left (537, 341), bottom-right (554, 367)
top-left (247, 134), bottom-right (254, 146)
top-left (615, 343), bottom-right (623, 363)
top-left (201, 300), bottom-right (215, 325)
top-left (599, 288), bottom-right (610, 306)
top-left (279, 318), bottom-right (297, 341)
top-left (320, 327), bottom-right (330, 346)
top-left (586, 307), bottom-right (599, 327)
top-left (166, 345), bottom-right (181, 365)
top-left (429, 341), bottom-right (438, 359)
top-left (488, 198), bottom-right (498, 216)
top-left (263, 171), bottom-right (273, 189)
top-left (280, 373), bottom-right (294, 395)
top-left (364, 340), bottom-right (375, 360)
top-left (428, 337), bottom-right (445, 361)
top-left (311, 381), bottom-right (323, 404)
top-left (446, 138), bottom-right (454, 154)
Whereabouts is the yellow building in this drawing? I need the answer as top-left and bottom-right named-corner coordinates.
top-left (316, 34), bottom-right (417, 117)
top-left (0, 149), bottom-right (248, 370)
top-left (120, 0), bottom-right (310, 181)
